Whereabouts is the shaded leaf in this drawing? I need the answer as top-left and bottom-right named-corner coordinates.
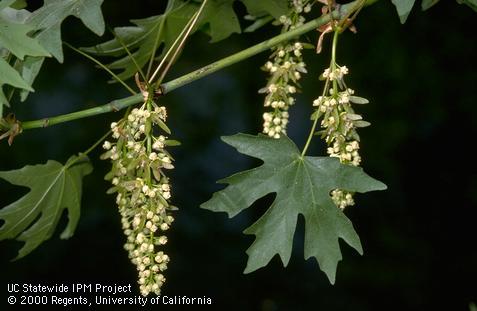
top-left (82, 0), bottom-right (196, 80)
top-left (457, 0), bottom-right (477, 12)
top-left (82, 0), bottom-right (289, 80)
top-left (421, 0), bottom-right (440, 10)
top-left (0, 5), bottom-right (49, 109)
top-left (241, 0), bottom-right (288, 19)
top-left (0, 0), bottom-right (14, 11)
top-left (19, 56), bottom-right (44, 102)
top-left (391, 0), bottom-right (416, 23)
top-left (201, 0), bottom-right (241, 42)
top-left (10, 0), bottom-right (26, 10)
top-left (0, 155), bottom-right (93, 259)
top-left (0, 57), bottom-right (32, 108)
top-left (201, 134), bottom-right (386, 282)
top-left (83, 0), bottom-right (242, 79)
top-left (26, 0), bottom-right (105, 62)
top-left (0, 7), bottom-right (49, 59)
top-left (0, 6), bottom-right (49, 60)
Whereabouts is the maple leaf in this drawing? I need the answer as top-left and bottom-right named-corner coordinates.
top-left (26, 0), bottom-right (105, 62)
top-left (201, 134), bottom-right (386, 283)
top-left (0, 3), bottom-right (50, 110)
top-left (0, 155), bottom-right (92, 259)
top-left (82, 0), bottom-right (289, 80)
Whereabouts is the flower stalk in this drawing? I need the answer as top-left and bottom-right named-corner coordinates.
top-left (304, 27), bottom-right (371, 209)
top-left (260, 0), bottom-right (313, 138)
top-left (102, 99), bottom-right (178, 296)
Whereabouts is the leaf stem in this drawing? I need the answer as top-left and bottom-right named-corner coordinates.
top-left (146, 13), bottom-right (166, 79)
top-left (154, 0), bottom-right (208, 87)
top-left (301, 29), bottom-right (340, 157)
top-left (64, 43), bottom-right (136, 95)
top-left (20, 0), bottom-right (367, 132)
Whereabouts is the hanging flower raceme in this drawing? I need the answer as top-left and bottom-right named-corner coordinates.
top-left (102, 101), bottom-right (177, 296)
top-left (312, 64), bottom-right (371, 209)
top-left (259, 0), bottom-right (313, 138)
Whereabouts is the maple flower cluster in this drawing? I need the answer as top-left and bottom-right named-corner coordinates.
top-left (312, 65), bottom-right (370, 209)
top-left (260, 0), bottom-right (312, 138)
top-left (102, 102), bottom-right (175, 296)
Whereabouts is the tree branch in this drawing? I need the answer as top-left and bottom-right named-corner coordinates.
top-left (21, 0), bottom-right (369, 131)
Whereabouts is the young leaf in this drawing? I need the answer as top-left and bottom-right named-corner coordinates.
top-left (391, 0), bottom-right (416, 23)
top-left (201, 134), bottom-right (386, 283)
top-left (26, 0), bottom-right (105, 62)
top-left (0, 155), bottom-right (93, 259)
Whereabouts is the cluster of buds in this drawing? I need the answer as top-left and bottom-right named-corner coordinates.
top-left (260, 1), bottom-right (313, 138)
top-left (279, 0), bottom-right (313, 29)
top-left (102, 102), bottom-right (178, 296)
top-left (312, 64), bottom-right (370, 209)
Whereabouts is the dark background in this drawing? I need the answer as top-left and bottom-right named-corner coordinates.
top-left (1, 1), bottom-right (476, 310)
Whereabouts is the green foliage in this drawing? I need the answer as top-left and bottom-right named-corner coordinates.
top-left (457, 0), bottom-right (477, 11)
top-left (201, 134), bottom-right (386, 282)
top-left (0, 2), bottom-right (50, 112)
top-left (421, 0), bottom-right (440, 10)
top-left (82, 0), bottom-right (288, 80)
top-left (391, 0), bottom-right (416, 23)
top-left (26, 0), bottom-right (105, 62)
top-left (0, 155), bottom-right (92, 259)
top-left (0, 0), bottom-right (106, 111)
top-left (0, 11), bottom-right (48, 59)
top-left (392, 0), bottom-right (476, 22)
top-left (241, 0), bottom-right (289, 19)
top-left (18, 56), bottom-right (44, 101)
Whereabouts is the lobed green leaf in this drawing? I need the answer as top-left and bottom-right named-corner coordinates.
top-left (82, 0), bottom-right (289, 80)
top-left (0, 4), bottom-right (50, 109)
top-left (201, 134), bottom-right (386, 283)
top-left (26, 0), bottom-right (105, 62)
top-left (0, 155), bottom-right (92, 259)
